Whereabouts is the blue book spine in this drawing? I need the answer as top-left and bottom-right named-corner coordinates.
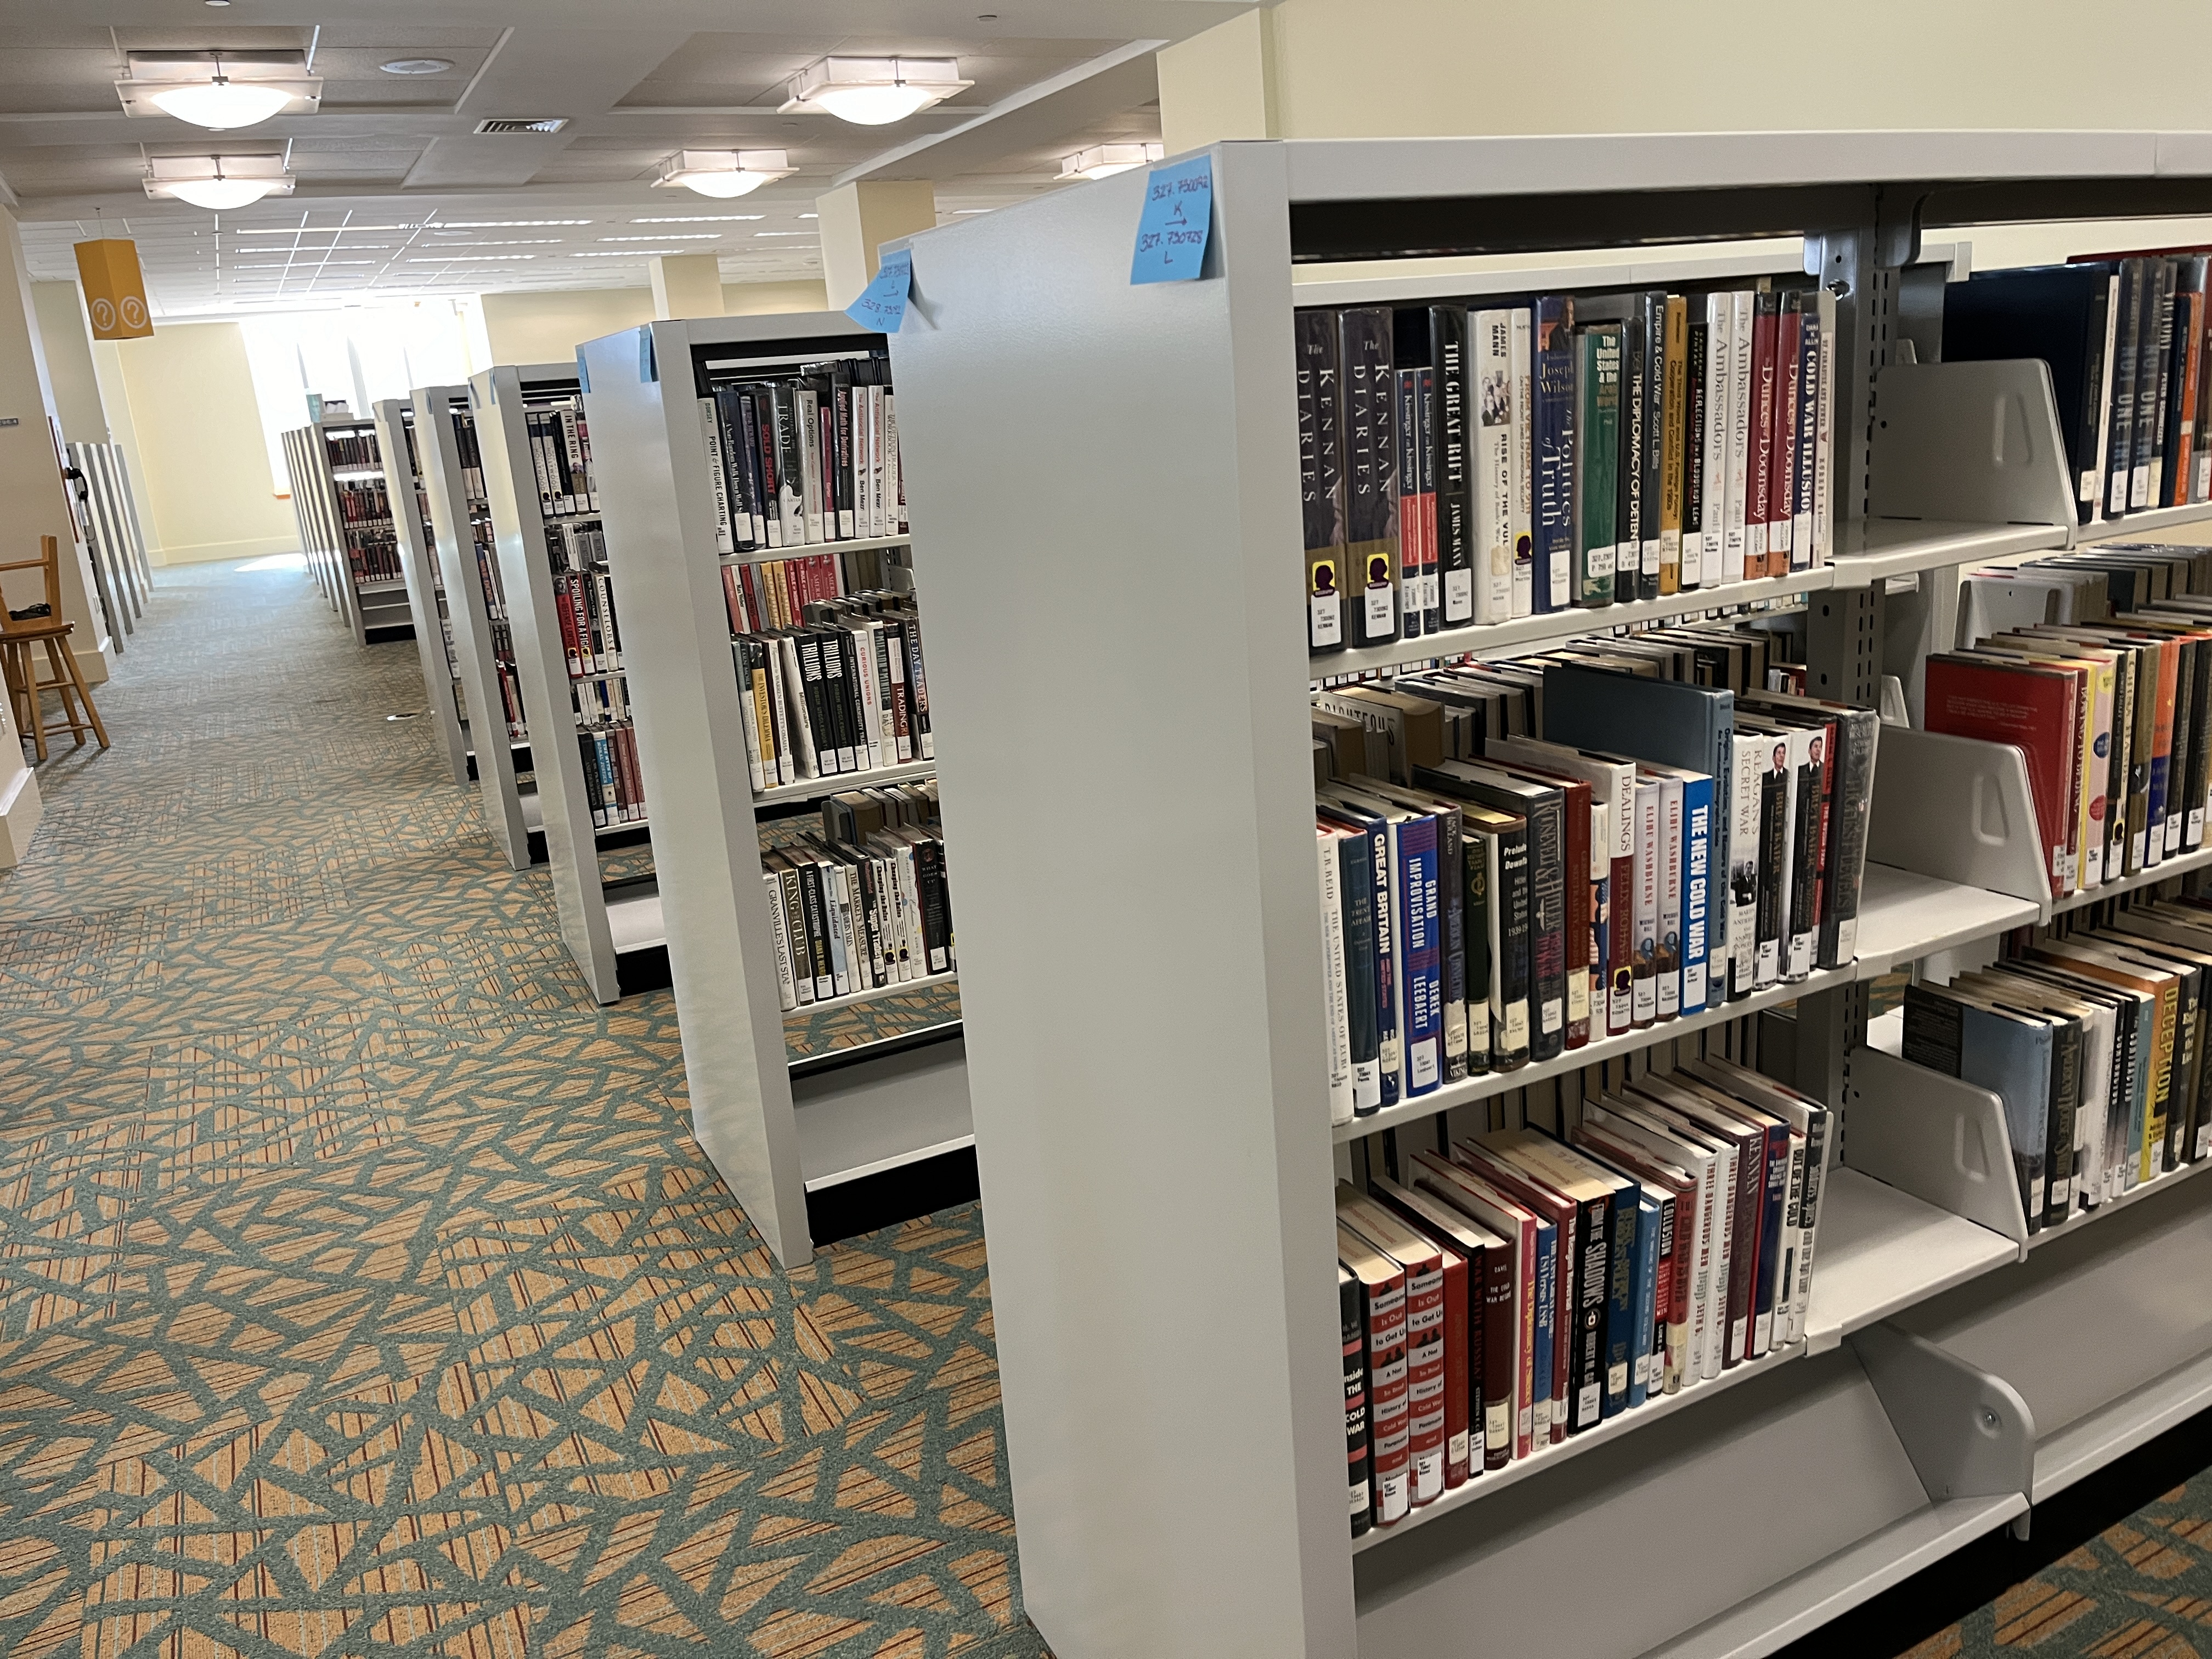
top-left (1532, 296), bottom-right (1577, 613)
top-left (1397, 816), bottom-right (1442, 1097)
top-left (1531, 1218), bottom-right (1558, 1443)
top-left (1629, 1197), bottom-right (1661, 1407)
top-left (1364, 819), bottom-right (1400, 1109)
top-left (1680, 774), bottom-right (1714, 1015)
top-left (1752, 1129), bottom-right (1789, 1353)
top-left (1600, 1185), bottom-right (1637, 1419)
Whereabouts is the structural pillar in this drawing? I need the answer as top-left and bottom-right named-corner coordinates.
top-left (814, 180), bottom-right (936, 311)
top-left (650, 255), bottom-right (725, 321)
top-left (0, 207), bottom-right (110, 683)
top-left (1156, 7), bottom-right (1279, 156)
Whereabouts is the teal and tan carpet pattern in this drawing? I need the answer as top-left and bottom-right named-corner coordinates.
top-left (0, 562), bottom-right (1035, 1658)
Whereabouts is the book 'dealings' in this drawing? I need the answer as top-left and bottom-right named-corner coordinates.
top-left (1338, 1053), bottom-right (1829, 1533)
top-left (1299, 286), bottom-right (1836, 653)
top-left (1314, 614), bottom-right (1877, 1121)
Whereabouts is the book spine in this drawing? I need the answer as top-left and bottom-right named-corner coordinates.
top-left (1297, 312), bottom-right (1347, 653)
top-left (1432, 307), bottom-right (1475, 628)
top-left (1683, 318), bottom-right (1707, 591)
top-left (1723, 290), bottom-right (1754, 582)
top-left (1633, 783), bottom-right (1660, 1027)
top-left (1577, 326), bottom-right (1620, 607)
top-left (1528, 798), bottom-right (1567, 1063)
top-left (1509, 311), bottom-right (1535, 619)
top-left (1792, 303), bottom-right (1819, 572)
top-left (1532, 296), bottom-right (1576, 614)
top-left (1436, 810), bottom-right (1469, 1085)
top-left (2110, 259), bottom-right (2145, 517)
top-left (1339, 308), bottom-right (1401, 646)
top-left (1396, 368), bottom-right (1425, 641)
top-left (1747, 292), bottom-right (1780, 579)
top-left (1365, 1267), bottom-right (1411, 1525)
top-left (1400, 1250), bottom-right (1447, 1504)
top-left (1398, 817), bottom-right (1443, 1099)
top-left (1615, 304), bottom-right (1646, 603)
top-left (1657, 779), bottom-right (1684, 1022)
top-left (1321, 839), bottom-right (1355, 1126)
top-left (1658, 295), bottom-right (1687, 595)
top-left (1479, 1235), bottom-right (1515, 1467)
top-left (1497, 824), bottom-right (1533, 1067)
top-left (1750, 1126), bottom-right (1790, 1357)
top-left (1343, 1271), bottom-right (1372, 1536)
top-left (1770, 298), bottom-right (1803, 574)
top-left (1416, 366), bottom-right (1439, 635)
top-left (1700, 295), bottom-right (1730, 587)
top-left (1473, 309), bottom-right (1517, 623)
top-left (1681, 773), bottom-right (1712, 1015)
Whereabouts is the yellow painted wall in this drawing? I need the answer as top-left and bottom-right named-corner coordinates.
top-left (723, 280), bottom-right (830, 317)
top-left (114, 321), bottom-right (295, 566)
top-left (30, 281), bottom-right (105, 444)
top-left (478, 287), bottom-right (656, 366)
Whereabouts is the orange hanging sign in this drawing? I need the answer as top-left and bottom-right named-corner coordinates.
top-left (72, 239), bottom-right (153, 340)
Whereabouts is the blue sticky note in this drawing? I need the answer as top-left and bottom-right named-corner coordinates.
top-left (847, 249), bottom-right (912, 332)
top-left (1131, 155), bottom-right (1212, 284)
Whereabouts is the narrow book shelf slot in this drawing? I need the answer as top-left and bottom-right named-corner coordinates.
top-left (572, 668), bottom-right (627, 684)
top-left (1336, 964), bottom-right (1856, 1143)
top-left (593, 817), bottom-right (648, 836)
top-left (1801, 1167), bottom-right (2019, 1354)
top-left (755, 758), bottom-right (935, 808)
top-left (2022, 1149), bottom-right (2212, 1251)
top-left (1825, 518), bottom-right (2071, 587)
top-left (1319, 567), bottom-right (1835, 681)
top-left (2031, 1344), bottom-right (2212, 1504)
top-left (794, 968), bottom-right (957, 1018)
top-left (1350, 1339), bottom-right (1807, 1555)
top-left (721, 532), bottom-right (912, 566)
top-left (1850, 864), bottom-right (2042, 975)
top-left (2075, 499), bottom-right (2212, 543)
top-left (2046, 839), bottom-right (2212, 919)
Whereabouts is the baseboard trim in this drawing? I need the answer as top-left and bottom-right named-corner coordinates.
top-left (0, 760), bottom-right (44, 868)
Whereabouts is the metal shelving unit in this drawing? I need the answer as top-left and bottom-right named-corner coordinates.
top-left (413, 383), bottom-right (536, 871)
top-left (279, 416), bottom-right (413, 645)
top-left (876, 131), bottom-right (2212, 1659)
top-left (370, 397), bottom-right (470, 787)
top-left (473, 362), bottom-right (664, 1001)
top-left (579, 310), bottom-right (967, 1267)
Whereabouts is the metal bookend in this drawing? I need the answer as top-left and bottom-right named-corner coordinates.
top-left (1868, 359), bottom-right (2076, 531)
top-left (1846, 1046), bottom-right (2032, 1251)
top-left (1853, 1322), bottom-right (2036, 1506)
top-left (1866, 727), bottom-right (2052, 913)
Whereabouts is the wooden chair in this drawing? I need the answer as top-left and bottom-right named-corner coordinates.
top-left (0, 535), bottom-right (109, 761)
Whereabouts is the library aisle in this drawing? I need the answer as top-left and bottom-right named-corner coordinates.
top-left (0, 560), bottom-right (1032, 1658)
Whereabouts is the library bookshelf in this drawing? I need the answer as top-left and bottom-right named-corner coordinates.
top-left (578, 311), bottom-right (968, 1267)
top-left (370, 398), bottom-right (470, 787)
top-left (62, 441), bottom-right (149, 653)
top-left (280, 416), bottom-right (412, 645)
top-left (473, 361), bottom-right (664, 1002)
top-left (881, 132), bottom-right (2212, 1659)
top-left (412, 383), bottom-right (538, 872)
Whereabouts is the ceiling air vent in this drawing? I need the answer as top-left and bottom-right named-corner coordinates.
top-left (475, 117), bottom-right (567, 134)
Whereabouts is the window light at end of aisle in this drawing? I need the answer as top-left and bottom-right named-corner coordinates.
top-left (656, 149), bottom-right (797, 200)
top-left (780, 58), bottom-right (969, 126)
top-left (1059, 143), bottom-right (1164, 181)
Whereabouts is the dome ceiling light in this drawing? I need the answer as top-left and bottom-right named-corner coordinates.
top-left (116, 50), bottom-right (320, 129)
top-left (144, 154), bottom-right (294, 210)
top-left (1058, 142), bottom-right (1165, 181)
top-left (655, 149), bottom-right (797, 200)
top-left (780, 58), bottom-right (969, 126)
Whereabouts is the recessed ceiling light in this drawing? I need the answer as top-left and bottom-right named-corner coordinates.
top-left (753, 231), bottom-right (811, 238)
top-left (600, 234), bottom-right (719, 242)
top-left (380, 58), bottom-right (454, 76)
top-left (405, 255), bottom-right (536, 262)
top-left (572, 250), bottom-right (676, 257)
top-left (799, 213), bottom-right (818, 219)
top-left (431, 219), bottom-right (591, 228)
top-left (631, 215), bottom-right (763, 224)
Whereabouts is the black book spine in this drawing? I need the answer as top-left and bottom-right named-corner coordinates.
top-left (1435, 808), bottom-right (1468, 1085)
top-left (1431, 306), bottom-right (1474, 628)
top-left (2146, 262), bottom-right (2179, 506)
top-left (716, 390), bottom-right (758, 552)
top-left (832, 371), bottom-right (856, 539)
top-left (1566, 1195), bottom-right (1609, 1434)
top-left (2166, 977), bottom-right (2199, 1172)
top-left (1297, 309), bottom-right (1347, 654)
top-left (795, 634), bottom-right (835, 775)
top-left (1818, 709), bottom-right (1878, 970)
top-left (737, 390), bottom-right (766, 544)
top-left (1528, 797), bottom-right (1567, 1063)
top-left (1497, 824), bottom-right (1532, 1069)
top-left (2045, 1017), bottom-right (2083, 1227)
top-left (917, 839), bottom-right (952, 973)
top-left (1340, 833), bottom-right (1383, 1109)
top-left (1637, 292), bottom-right (1664, 600)
top-left (2171, 639), bottom-right (2198, 854)
top-left (1616, 306), bottom-right (1646, 597)
top-left (2187, 638), bottom-right (2212, 850)
top-left (2079, 278), bottom-right (2113, 526)
top-left (1757, 757), bottom-right (1788, 968)
top-left (819, 629), bottom-right (854, 769)
top-left (899, 617), bottom-right (933, 757)
top-left (1901, 984), bottom-right (1965, 1075)
top-left (2110, 259), bottom-right (2146, 517)
top-left (797, 860), bottom-right (833, 996)
top-left (1339, 307), bottom-right (1400, 647)
top-left (1463, 833), bottom-right (1492, 1075)
top-left (1342, 1269), bottom-right (1373, 1536)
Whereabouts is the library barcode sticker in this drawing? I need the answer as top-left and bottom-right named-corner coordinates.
top-left (1131, 155), bottom-right (1212, 284)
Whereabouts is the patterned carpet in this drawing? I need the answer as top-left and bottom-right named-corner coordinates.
top-left (1900, 1470), bottom-right (2212, 1657)
top-left (0, 560), bottom-right (1039, 1659)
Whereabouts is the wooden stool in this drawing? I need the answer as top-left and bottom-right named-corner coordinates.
top-left (0, 535), bottom-right (109, 761)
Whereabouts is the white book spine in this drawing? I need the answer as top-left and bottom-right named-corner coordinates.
top-left (1657, 777), bottom-right (1684, 1021)
top-left (1319, 833), bottom-right (1355, 1126)
top-left (886, 392), bottom-right (906, 533)
top-left (736, 663), bottom-right (766, 794)
top-left (1633, 782), bottom-right (1659, 1027)
top-left (1471, 308), bottom-right (1516, 623)
top-left (1508, 309), bottom-right (1534, 619)
top-left (778, 636), bottom-right (817, 779)
top-left (1724, 290), bottom-right (1754, 583)
top-left (699, 400), bottom-right (734, 554)
top-left (1776, 1137), bottom-right (1805, 1343)
top-left (764, 871), bottom-right (798, 1011)
top-left (1699, 295), bottom-right (1730, 589)
top-left (1812, 289), bottom-right (1837, 567)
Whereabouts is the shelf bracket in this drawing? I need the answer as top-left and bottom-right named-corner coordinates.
top-left (1853, 1321), bottom-right (2035, 1506)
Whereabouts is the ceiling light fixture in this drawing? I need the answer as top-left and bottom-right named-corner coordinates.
top-left (655, 149), bottom-right (795, 200)
top-left (431, 219), bottom-right (592, 229)
top-left (379, 58), bottom-right (454, 75)
top-left (144, 155), bottom-right (293, 210)
top-left (600, 233), bottom-right (719, 242)
top-left (1058, 142), bottom-right (1165, 181)
top-left (117, 50), bottom-right (320, 129)
top-left (631, 215), bottom-right (764, 224)
top-left (780, 58), bottom-right (969, 126)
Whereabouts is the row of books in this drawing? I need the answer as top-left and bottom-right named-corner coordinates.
top-left (578, 722), bottom-right (646, 827)
top-left (324, 429), bottom-right (377, 469)
top-left (524, 402), bottom-right (600, 518)
top-left (489, 619), bottom-right (526, 742)
top-left (342, 530), bottom-right (404, 588)
top-left (1314, 644), bottom-right (1877, 1119)
top-left (1945, 251), bottom-right (2212, 529)
top-left (1339, 1053), bottom-right (1830, 1531)
top-left (335, 478), bottom-right (393, 527)
top-left (730, 595), bottom-right (935, 795)
top-left (1298, 286), bottom-right (1837, 655)
top-left (1901, 897), bottom-right (2212, 1235)
top-left (763, 781), bottom-right (953, 1011)
top-left (1934, 546), bottom-right (2212, 901)
top-left (719, 550), bottom-right (888, 637)
top-left (547, 524), bottom-right (622, 681)
top-left (701, 356), bottom-right (906, 557)
top-left (438, 408), bottom-right (488, 502)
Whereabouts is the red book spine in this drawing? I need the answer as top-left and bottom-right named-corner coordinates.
top-left (618, 726), bottom-right (645, 819)
top-left (1770, 307), bottom-right (1803, 572)
top-left (783, 560), bottom-right (805, 625)
top-left (1364, 1272), bottom-right (1410, 1524)
top-left (2177, 292), bottom-right (2204, 506)
top-left (719, 566), bottom-right (745, 636)
top-left (1400, 1254), bottom-right (1449, 1502)
top-left (1748, 299), bottom-right (1780, 579)
top-left (738, 562), bottom-right (762, 633)
top-left (554, 574), bottom-right (582, 674)
top-left (1923, 657), bottom-right (2080, 899)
